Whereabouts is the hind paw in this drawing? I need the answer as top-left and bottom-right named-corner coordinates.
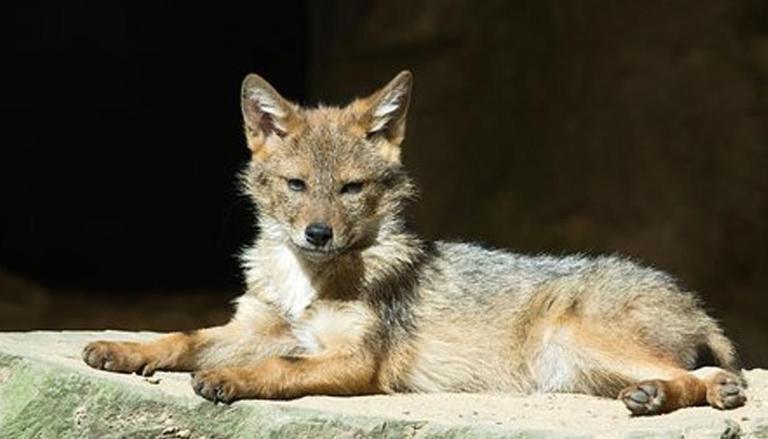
top-left (619, 380), bottom-right (668, 416)
top-left (707, 372), bottom-right (746, 410)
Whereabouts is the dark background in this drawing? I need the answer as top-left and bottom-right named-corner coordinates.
top-left (1, 2), bottom-right (766, 366)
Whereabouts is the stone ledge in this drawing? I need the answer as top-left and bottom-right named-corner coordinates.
top-left (0, 331), bottom-right (766, 438)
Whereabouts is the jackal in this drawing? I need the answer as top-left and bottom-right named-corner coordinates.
top-left (83, 71), bottom-right (746, 415)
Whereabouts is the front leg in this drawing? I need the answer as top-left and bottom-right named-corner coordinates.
top-left (192, 351), bottom-right (380, 402)
top-left (83, 297), bottom-right (292, 375)
top-left (83, 332), bottom-right (198, 375)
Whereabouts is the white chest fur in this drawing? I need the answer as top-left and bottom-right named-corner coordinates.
top-left (240, 242), bottom-right (376, 358)
top-left (243, 243), bottom-right (317, 319)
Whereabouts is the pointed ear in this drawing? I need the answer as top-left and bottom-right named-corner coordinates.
top-left (360, 70), bottom-right (413, 146)
top-left (241, 74), bottom-right (297, 151)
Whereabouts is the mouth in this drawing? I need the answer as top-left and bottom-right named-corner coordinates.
top-left (291, 235), bottom-right (361, 260)
top-left (294, 244), bottom-right (336, 259)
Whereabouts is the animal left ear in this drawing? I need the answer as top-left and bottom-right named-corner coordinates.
top-left (359, 70), bottom-right (413, 147)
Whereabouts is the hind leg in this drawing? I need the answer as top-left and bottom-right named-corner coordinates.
top-left (619, 367), bottom-right (746, 415)
top-left (534, 319), bottom-right (746, 415)
top-left (618, 371), bottom-right (704, 415)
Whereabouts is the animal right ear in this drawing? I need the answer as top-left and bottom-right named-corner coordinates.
top-left (241, 74), bottom-right (297, 151)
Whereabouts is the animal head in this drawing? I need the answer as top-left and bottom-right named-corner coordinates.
top-left (241, 71), bottom-right (416, 261)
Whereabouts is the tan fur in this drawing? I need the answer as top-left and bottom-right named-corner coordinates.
top-left (83, 71), bottom-right (745, 415)
top-left (191, 353), bottom-right (380, 401)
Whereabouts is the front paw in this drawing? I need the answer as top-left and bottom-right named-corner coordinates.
top-left (82, 340), bottom-right (158, 375)
top-left (191, 369), bottom-right (245, 404)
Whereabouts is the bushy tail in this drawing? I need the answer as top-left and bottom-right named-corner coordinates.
top-left (700, 330), bottom-right (741, 373)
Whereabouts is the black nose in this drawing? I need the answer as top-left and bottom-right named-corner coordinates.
top-left (305, 222), bottom-right (333, 247)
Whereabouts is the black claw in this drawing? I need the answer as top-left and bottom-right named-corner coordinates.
top-left (140, 364), bottom-right (155, 377)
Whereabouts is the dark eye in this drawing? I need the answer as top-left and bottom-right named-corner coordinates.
top-left (340, 181), bottom-right (364, 195)
top-left (287, 178), bottom-right (306, 192)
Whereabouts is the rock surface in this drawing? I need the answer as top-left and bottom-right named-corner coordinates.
top-left (0, 331), bottom-right (766, 438)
